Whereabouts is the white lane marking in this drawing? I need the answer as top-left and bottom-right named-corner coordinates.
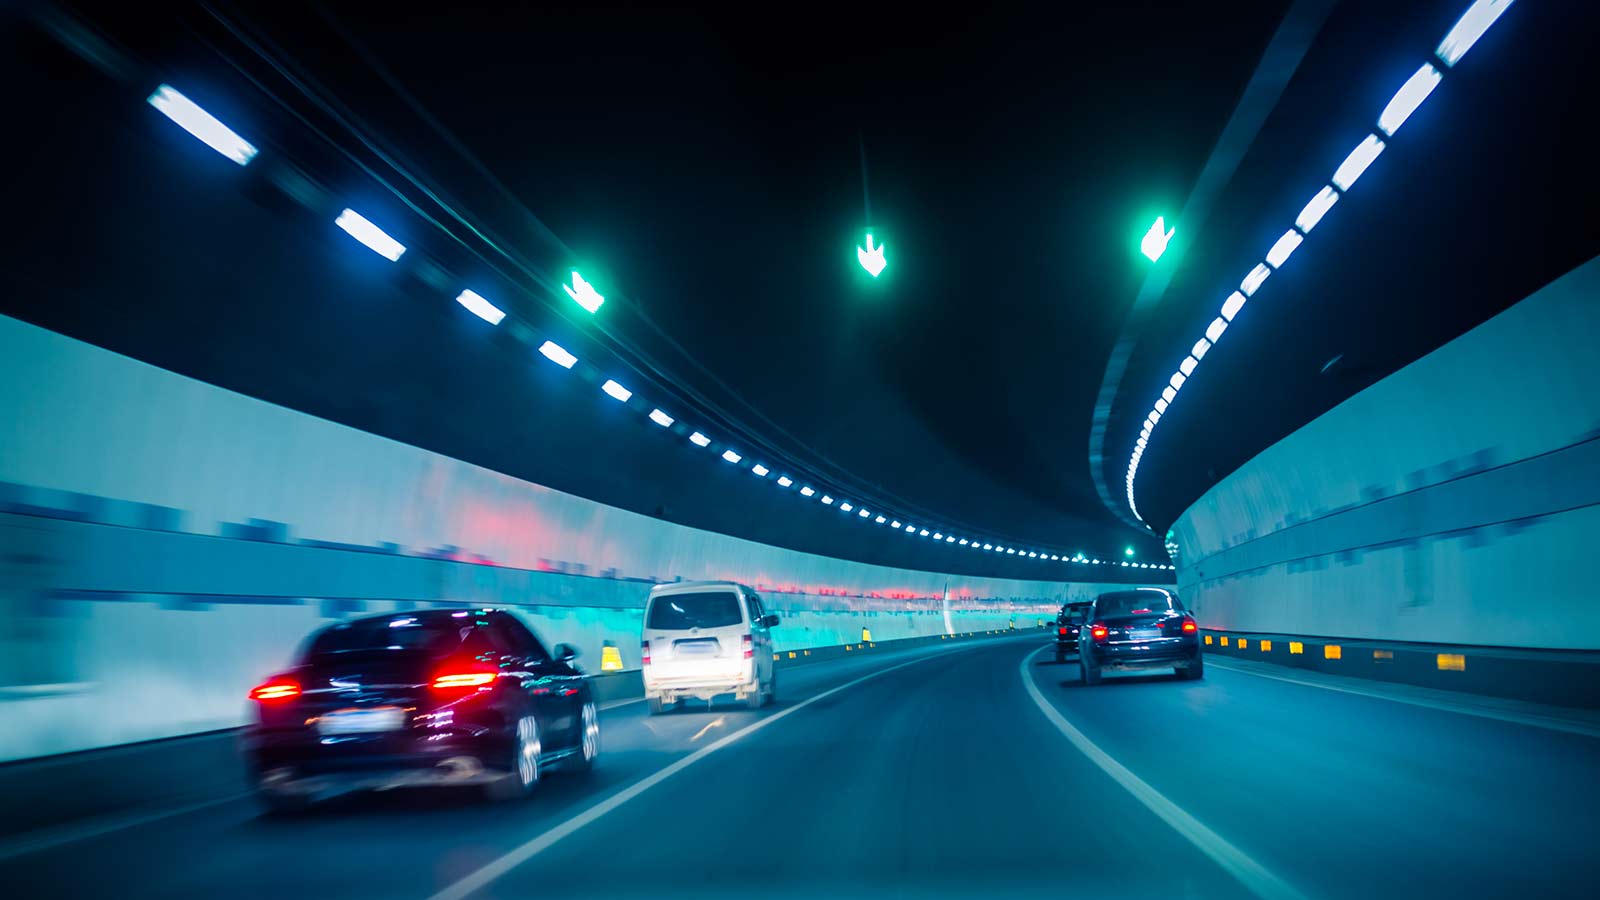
top-left (1019, 647), bottom-right (1311, 900)
top-left (1207, 659), bottom-right (1600, 739)
top-left (0, 791), bottom-right (251, 862)
top-left (427, 651), bottom-right (961, 900)
top-left (597, 696), bottom-right (643, 711)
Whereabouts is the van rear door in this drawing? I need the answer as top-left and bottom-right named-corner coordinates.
top-left (643, 589), bottom-right (749, 683)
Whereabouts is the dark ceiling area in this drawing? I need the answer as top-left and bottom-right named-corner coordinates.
top-left (3, 1), bottom-right (1588, 581)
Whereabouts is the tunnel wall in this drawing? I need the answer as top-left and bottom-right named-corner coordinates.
top-left (1171, 255), bottom-right (1600, 649)
top-left (0, 314), bottom-right (1132, 760)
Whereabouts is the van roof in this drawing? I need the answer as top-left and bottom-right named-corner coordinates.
top-left (647, 580), bottom-right (751, 598)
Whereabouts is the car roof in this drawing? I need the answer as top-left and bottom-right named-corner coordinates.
top-left (333, 608), bottom-right (508, 628)
top-left (1095, 588), bottom-right (1176, 603)
top-left (647, 580), bottom-right (752, 598)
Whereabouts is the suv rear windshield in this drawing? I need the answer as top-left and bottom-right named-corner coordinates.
top-left (1060, 604), bottom-right (1091, 623)
top-left (1095, 591), bottom-right (1179, 617)
top-left (304, 616), bottom-right (474, 660)
top-left (647, 591), bottom-right (745, 630)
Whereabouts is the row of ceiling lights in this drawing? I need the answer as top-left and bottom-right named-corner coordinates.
top-left (142, 75), bottom-right (1175, 572)
top-left (1124, 0), bottom-right (1514, 524)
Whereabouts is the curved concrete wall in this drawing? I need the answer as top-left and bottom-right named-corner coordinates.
top-left (0, 314), bottom-right (1138, 759)
top-left (1171, 255), bottom-right (1600, 648)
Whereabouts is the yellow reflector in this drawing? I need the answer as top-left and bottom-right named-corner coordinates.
top-left (804, 649), bottom-right (811, 656)
top-left (845, 645), bottom-right (852, 652)
top-left (1324, 645), bottom-right (1342, 660)
top-left (1374, 649), bottom-right (1394, 660)
top-left (788, 651), bottom-right (796, 659)
top-left (1437, 653), bottom-right (1466, 671)
top-left (1204, 635), bottom-right (1213, 645)
top-left (1238, 639), bottom-right (1249, 650)
top-left (600, 645), bottom-right (623, 672)
top-left (862, 627), bottom-right (872, 642)
top-left (772, 652), bottom-right (779, 660)
top-left (1260, 640), bottom-right (1272, 652)
top-left (1220, 636), bottom-right (1230, 647)
top-left (1289, 641), bottom-right (1304, 654)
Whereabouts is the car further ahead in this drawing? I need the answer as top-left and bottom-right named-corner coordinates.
top-left (1078, 588), bottom-right (1202, 685)
top-left (642, 581), bottom-right (779, 713)
top-left (241, 609), bottom-right (599, 811)
top-left (1054, 601), bottom-right (1092, 663)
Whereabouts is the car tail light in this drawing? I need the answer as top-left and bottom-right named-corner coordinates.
top-left (430, 667), bottom-right (497, 693)
top-left (1090, 623), bottom-right (1109, 642)
top-left (1181, 617), bottom-right (1198, 633)
top-left (249, 678), bottom-right (300, 702)
top-left (1058, 626), bottom-right (1068, 636)
top-left (742, 635), bottom-right (753, 659)
top-left (641, 640), bottom-right (651, 666)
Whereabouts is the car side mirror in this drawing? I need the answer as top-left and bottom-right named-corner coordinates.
top-left (554, 643), bottom-right (579, 662)
top-left (763, 614), bottom-right (780, 628)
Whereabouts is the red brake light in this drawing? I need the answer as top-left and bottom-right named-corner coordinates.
top-left (430, 671), bottom-right (496, 692)
top-left (641, 640), bottom-right (652, 666)
top-left (1090, 624), bottom-right (1109, 642)
top-left (1182, 618), bottom-right (1198, 633)
top-left (249, 678), bottom-right (300, 702)
top-left (1058, 626), bottom-right (1068, 636)
top-left (742, 635), bottom-right (754, 659)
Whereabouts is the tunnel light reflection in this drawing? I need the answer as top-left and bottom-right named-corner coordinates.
top-left (538, 341), bottom-right (578, 369)
top-left (859, 509), bottom-right (871, 518)
top-left (147, 85), bottom-right (258, 166)
top-left (821, 495), bottom-right (834, 505)
top-left (840, 502), bottom-right (853, 512)
top-left (958, 539), bottom-right (968, 545)
top-left (690, 432), bottom-right (711, 447)
top-left (335, 209), bottom-right (407, 261)
top-left (601, 379), bottom-right (632, 402)
top-left (1378, 64), bottom-right (1442, 136)
top-left (454, 290), bottom-right (506, 325)
top-left (800, 486), bottom-right (815, 497)
top-left (751, 464), bottom-right (769, 477)
top-left (649, 409), bottom-right (674, 427)
top-left (722, 450), bottom-right (742, 464)
top-left (875, 515), bottom-right (886, 523)
top-left (1332, 135), bottom-right (1385, 192)
top-left (777, 476), bottom-right (793, 487)
top-left (1437, 0), bottom-right (1515, 67)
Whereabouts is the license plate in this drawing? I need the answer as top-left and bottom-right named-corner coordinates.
top-left (673, 640), bottom-right (720, 655)
top-left (1128, 628), bottom-right (1162, 641)
top-left (316, 707), bottom-right (406, 735)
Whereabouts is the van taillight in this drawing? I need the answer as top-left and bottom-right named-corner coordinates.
top-left (641, 641), bottom-right (651, 666)
top-left (1090, 624), bottom-right (1109, 642)
top-left (742, 635), bottom-right (753, 659)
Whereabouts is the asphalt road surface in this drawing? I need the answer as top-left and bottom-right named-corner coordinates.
top-left (4, 635), bottom-right (1597, 899)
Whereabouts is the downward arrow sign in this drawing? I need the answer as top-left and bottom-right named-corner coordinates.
top-left (857, 233), bottom-right (887, 277)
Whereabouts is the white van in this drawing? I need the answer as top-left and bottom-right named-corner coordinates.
top-left (641, 581), bottom-right (779, 713)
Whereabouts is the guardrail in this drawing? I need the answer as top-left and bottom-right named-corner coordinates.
top-left (1199, 628), bottom-right (1600, 708)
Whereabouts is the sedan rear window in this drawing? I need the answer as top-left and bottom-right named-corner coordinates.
top-left (1096, 591), bottom-right (1178, 617)
top-left (647, 592), bottom-right (744, 630)
top-left (305, 617), bottom-right (469, 660)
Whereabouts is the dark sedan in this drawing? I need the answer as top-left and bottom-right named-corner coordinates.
top-left (241, 609), bottom-right (599, 811)
top-left (1079, 589), bottom-right (1202, 685)
top-left (1053, 601), bottom-right (1091, 663)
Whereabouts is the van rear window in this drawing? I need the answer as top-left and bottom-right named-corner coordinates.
top-left (647, 592), bottom-right (744, 629)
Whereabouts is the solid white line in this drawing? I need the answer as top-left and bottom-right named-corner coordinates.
top-left (597, 696), bottom-right (643, 711)
top-left (427, 650), bottom-right (960, 900)
top-left (1207, 659), bottom-right (1600, 739)
top-left (1018, 646), bottom-right (1310, 900)
top-left (0, 791), bottom-right (251, 862)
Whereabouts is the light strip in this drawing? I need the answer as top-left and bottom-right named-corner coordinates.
top-left (1378, 64), bottom-right (1442, 136)
top-left (601, 379), bottom-right (632, 402)
top-left (649, 409), bottom-right (674, 427)
top-left (335, 209), bottom-right (406, 262)
top-left (1436, 0), bottom-right (1515, 67)
top-left (146, 85), bottom-right (257, 166)
top-left (537, 341), bottom-right (577, 369)
top-left (454, 290), bottom-right (506, 325)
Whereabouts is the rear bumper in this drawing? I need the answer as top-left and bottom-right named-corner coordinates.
top-left (243, 727), bottom-right (511, 790)
top-left (643, 667), bottom-right (758, 700)
top-left (1088, 640), bottom-right (1201, 670)
top-left (1053, 640), bottom-right (1080, 657)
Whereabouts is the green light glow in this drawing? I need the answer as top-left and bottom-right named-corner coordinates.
top-left (857, 232), bottom-right (887, 277)
top-left (1140, 216), bottom-right (1175, 262)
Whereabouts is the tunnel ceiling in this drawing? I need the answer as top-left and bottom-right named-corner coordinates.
top-left (5, 2), bottom-right (1587, 579)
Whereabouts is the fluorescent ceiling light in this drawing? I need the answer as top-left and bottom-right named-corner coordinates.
top-left (649, 409), bottom-right (674, 427)
top-left (1332, 135), bottom-right (1385, 191)
top-left (1296, 186), bottom-right (1340, 233)
top-left (722, 450), bottom-right (742, 464)
top-left (1191, 338), bottom-right (1211, 360)
top-left (777, 476), bottom-right (793, 487)
top-left (839, 502), bottom-right (853, 512)
top-left (335, 209), bottom-right (406, 261)
top-left (1241, 263), bottom-right (1271, 296)
top-left (821, 495), bottom-right (834, 505)
top-left (751, 464), bottom-right (769, 477)
top-left (1161, 385), bottom-right (1177, 403)
top-left (146, 85), bottom-right (257, 165)
top-left (1169, 372), bottom-right (1186, 390)
top-left (538, 341), bottom-right (577, 369)
top-left (690, 431), bottom-right (711, 447)
top-left (1265, 229), bottom-right (1304, 268)
top-left (1221, 292), bottom-right (1247, 321)
top-left (1206, 318), bottom-right (1229, 343)
top-left (454, 290), bottom-right (505, 325)
top-left (1179, 356), bottom-right (1198, 376)
top-left (1437, 0), bottom-right (1514, 67)
top-left (799, 486), bottom-right (815, 497)
top-left (1378, 63), bottom-right (1442, 136)
top-left (601, 379), bottom-right (631, 402)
